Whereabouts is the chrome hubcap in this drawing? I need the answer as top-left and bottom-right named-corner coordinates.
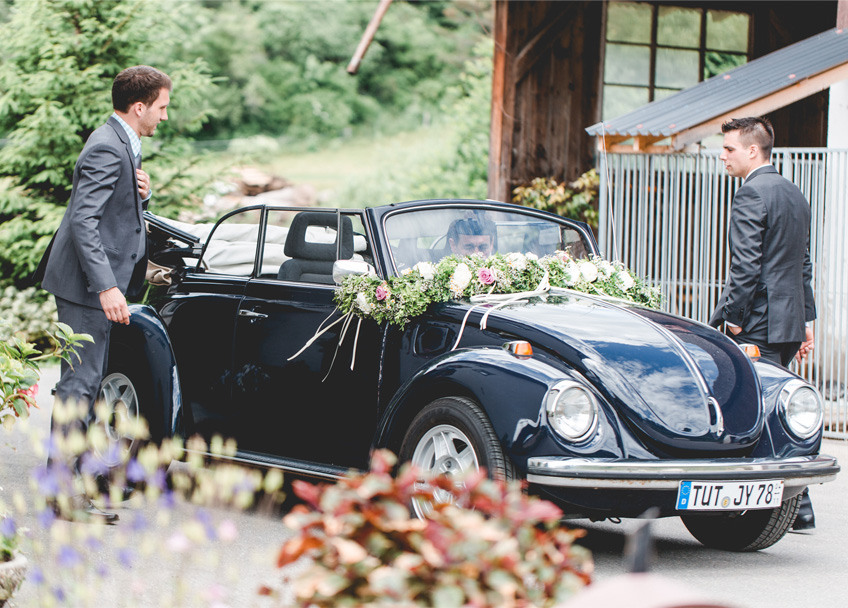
top-left (410, 424), bottom-right (479, 518)
top-left (94, 372), bottom-right (139, 467)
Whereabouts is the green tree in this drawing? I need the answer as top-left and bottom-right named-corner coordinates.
top-left (0, 0), bottom-right (217, 287)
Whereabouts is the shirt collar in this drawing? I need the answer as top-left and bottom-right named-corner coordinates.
top-left (744, 163), bottom-right (772, 182)
top-left (111, 113), bottom-right (142, 158)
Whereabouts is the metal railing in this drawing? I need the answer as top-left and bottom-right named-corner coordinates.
top-left (598, 148), bottom-right (848, 439)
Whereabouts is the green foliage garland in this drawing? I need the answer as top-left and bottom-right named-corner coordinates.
top-left (335, 252), bottom-right (662, 329)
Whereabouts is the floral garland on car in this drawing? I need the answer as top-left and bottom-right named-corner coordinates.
top-left (334, 251), bottom-right (662, 329)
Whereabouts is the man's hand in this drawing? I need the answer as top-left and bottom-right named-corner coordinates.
top-left (136, 168), bottom-right (150, 200)
top-left (99, 287), bottom-right (130, 325)
top-left (727, 323), bottom-right (742, 336)
top-left (796, 325), bottom-right (815, 362)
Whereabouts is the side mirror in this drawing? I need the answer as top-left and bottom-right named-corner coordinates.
top-left (333, 259), bottom-right (377, 284)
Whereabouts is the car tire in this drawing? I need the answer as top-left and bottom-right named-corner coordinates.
top-left (93, 349), bottom-right (152, 496)
top-left (399, 396), bottom-right (515, 518)
top-left (681, 494), bottom-right (802, 552)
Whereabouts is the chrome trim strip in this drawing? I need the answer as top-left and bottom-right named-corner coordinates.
top-left (526, 454), bottom-right (840, 489)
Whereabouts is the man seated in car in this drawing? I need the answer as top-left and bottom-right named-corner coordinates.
top-left (447, 215), bottom-right (496, 257)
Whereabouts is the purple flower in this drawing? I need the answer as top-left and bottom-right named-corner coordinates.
top-left (33, 465), bottom-right (61, 497)
top-left (57, 545), bottom-right (81, 568)
top-left (30, 566), bottom-right (45, 585)
top-left (38, 508), bottom-right (56, 528)
top-left (478, 267), bottom-right (495, 285)
top-left (117, 548), bottom-right (134, 568)
top-left (375, 283), bottom-right (390, 301)
top-left (127, 459), bottom-right (146, 483)
top-left (0, 517), bottom-right (15, 538)
top-left (130, 513), bottom-right (148, 532)
top-left (53, 586), bottom-right (66, 602)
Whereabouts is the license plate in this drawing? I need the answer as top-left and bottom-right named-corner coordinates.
top-left (676, 480), bottom-right (784, 511)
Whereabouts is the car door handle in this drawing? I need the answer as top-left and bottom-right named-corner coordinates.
top-left (238, 309), bottom-right (268, 320)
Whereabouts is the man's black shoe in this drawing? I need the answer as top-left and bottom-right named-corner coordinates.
top-left (53, 495), bottom-right (119, 525)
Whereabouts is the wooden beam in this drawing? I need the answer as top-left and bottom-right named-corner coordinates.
top-left (633, 135), bottom-right (666, 152)
top-left (346, 0), bottom-right (393, 75)
top-left (595, 134), bottom-right (630, 151)
top-left (488, 0), bottom-right (513, 202)
top-left (672, 61), bottom-right (848, 149)
top-left (513, 2), bottom-right (578, 82)
top-left (839, 0), bottom-right (848, 28)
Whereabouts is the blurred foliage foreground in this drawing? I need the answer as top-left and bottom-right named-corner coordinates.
top-left (0, 322), bottom-right (593, 607)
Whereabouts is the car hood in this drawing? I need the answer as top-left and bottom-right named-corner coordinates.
top-left (454, 294), bottom-right (764, 454)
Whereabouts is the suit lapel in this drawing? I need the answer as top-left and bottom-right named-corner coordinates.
top-left (106, 116), bottom-right (143, 224)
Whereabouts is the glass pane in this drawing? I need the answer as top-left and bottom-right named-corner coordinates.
top-left (657, 6), bottom-right (701, 48)
top-left (602, 85), bottom-right (649, 120)
top-left (607, 2), bottom-right (652, 44)
top-left (704, 51), bottom-right (747, 79)
top-left (707, 10), bottom-right (749, 52)
top-left (653, 88), bottom-right (679, 101)
top-left (200, 208), bottom-right (263, 276)
top-left (656, 48), bottom-right (699, 89)
top-left (605, 43), bottom-right (651, 86)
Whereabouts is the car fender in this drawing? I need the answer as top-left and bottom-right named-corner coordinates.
top-left (109, 304), bottom-right (184, 441)
top-left (375, 346), bottom-right (571, 459)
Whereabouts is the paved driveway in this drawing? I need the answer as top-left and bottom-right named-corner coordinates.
top-left (2, 364), bottom-right (845, 607)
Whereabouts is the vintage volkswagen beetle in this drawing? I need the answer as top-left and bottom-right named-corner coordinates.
top-left (104, 199), bottom-right (838, 551)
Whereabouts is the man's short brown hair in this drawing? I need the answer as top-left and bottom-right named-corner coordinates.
top-left (112, 66), bottom-right (172, 112)
top-left (722, 116), bottom-right (774, 159)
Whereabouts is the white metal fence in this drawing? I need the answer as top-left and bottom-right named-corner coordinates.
top-left (598, 148), bottom-right (848, 439)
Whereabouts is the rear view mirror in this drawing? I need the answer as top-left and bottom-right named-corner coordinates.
top-left (333, 259), bottom-right (377, 284)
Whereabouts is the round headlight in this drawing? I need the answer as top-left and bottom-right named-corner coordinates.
top-left (779, 380), bottom-right (823, 440)
top-left (545, 381), bottom-right (598, 442)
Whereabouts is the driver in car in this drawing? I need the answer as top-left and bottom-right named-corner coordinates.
top-left (447, 215), bottom-right (496, 257)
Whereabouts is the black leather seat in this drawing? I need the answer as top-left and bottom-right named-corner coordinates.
top-left (277, 212), bottom-right (353, 284)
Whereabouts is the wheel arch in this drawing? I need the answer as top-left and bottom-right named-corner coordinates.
top-left (109, 304), bottom-right (184, 441)
top-left (374, 348), bottom-right (563, 463)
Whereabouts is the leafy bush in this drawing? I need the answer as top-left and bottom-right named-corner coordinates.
top-left (513, 170), bottom-right (600, 231)
top-left (270, 450), bottom-right (592, 607)
top-left (0, 0), bottom-right (218, 285)
top-left (0, 287), bottom-right (57, 348)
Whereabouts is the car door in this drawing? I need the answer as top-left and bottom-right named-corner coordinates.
top-left (230, 208), bottom-right (382, 470)
top-left (160, 206), bottom-right (263, 444)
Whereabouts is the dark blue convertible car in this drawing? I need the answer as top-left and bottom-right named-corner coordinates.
top-left (101, 199), bottom-right (838, 551)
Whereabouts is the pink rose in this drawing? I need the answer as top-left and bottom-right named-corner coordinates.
top-left (478, 267), bottom-right (495, 285)
top-left (375, 283), bottom-right (390, 301)
top-left (20, 383), bottom-right (38, 398)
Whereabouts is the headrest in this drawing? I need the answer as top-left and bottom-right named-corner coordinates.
top-left (284, 212), bottom-right (354, 261)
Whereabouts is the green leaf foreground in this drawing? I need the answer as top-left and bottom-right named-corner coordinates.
top-left (335, 252), bottom-right (663, 329)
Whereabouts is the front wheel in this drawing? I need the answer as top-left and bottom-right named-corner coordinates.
top-left (399, 396), bottom-right (515, 518)
top-left (681, 494), bottom-right (802, 551)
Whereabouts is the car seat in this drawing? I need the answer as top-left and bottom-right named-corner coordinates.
top-left (277, 212), bottom-right (354, 284)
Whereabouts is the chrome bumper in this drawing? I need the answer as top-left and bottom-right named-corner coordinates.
top-left (526, 454), bottom-right (840, 490)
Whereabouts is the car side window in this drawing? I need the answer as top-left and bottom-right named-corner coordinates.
top-left (197, 208), bottom-right (263, 276)
top-left (261, 209), bottom-right (372, 284)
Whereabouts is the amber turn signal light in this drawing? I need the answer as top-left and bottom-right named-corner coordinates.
top-left (503, 341), bottom-right (533, 357)
top-left (740, 344), bottom-right (761, 358)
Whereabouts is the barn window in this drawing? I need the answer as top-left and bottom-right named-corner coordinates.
top-left (603, 2), bottom-right (750, 119)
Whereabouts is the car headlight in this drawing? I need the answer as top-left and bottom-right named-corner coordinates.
top-left (545, 380), bottom-right (598, 442)
top-left (779, 379), bottom-right (823, 440)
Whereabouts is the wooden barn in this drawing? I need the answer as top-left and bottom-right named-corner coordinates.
top-left (487, 0), bottom-right (842, 202)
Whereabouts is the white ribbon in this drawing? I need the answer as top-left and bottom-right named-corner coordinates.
top-left (451, 272), bottom-right (551, 350)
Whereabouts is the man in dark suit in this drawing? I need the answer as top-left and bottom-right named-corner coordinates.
top-left (709, 116), bottom-right (816, 530)
top-left (37, 65), bottom-right (171, 522)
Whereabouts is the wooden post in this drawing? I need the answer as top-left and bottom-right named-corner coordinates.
top-left (488, 0), bottom-right (513, 203)
top-left (347, 0), bottom-right (393, 75)
top-left (839, 0), bottom-right (848, 28)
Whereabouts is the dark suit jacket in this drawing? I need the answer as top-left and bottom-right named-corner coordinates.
top-left (709, 165), bottom-right (816, 344)
top-left (38, 116), bottom-right (147, 308)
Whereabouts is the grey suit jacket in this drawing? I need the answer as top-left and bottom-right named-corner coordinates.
top-left (39, 116), bottom-right (147, 308)
top-left (709, 165), bottom-right (816, 344)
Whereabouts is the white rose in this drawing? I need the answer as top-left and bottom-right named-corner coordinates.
top-left (565, 261), bottom-right (579, 285)
top-left (525, 252), bottom-right (538, 262)
top-left (600, 261), bottom-right (615, 277)
top-left (506, 252), bottom-right (527, 271)
top-left (414, 261), bottom-right (435, 281)
top-left (579, 261), bottom-right (598, 282)
top-left (355, 292), bottom-right (372, 314)
top-left (619, 272), bottom-right (635, 291)
top-left (449, 263), bottom-right (472, 295)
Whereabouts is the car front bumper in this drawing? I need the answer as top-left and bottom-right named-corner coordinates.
top-left (526, 454), bottom-right (840, 493)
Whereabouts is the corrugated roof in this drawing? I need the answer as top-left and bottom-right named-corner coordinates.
top-left (586, 27), bottom-right (848, 139)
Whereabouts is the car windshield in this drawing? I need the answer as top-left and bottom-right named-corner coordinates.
top-left (384, 206), bottom-right (593, 272)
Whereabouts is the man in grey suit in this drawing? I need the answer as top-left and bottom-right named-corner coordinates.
top-left (37, 65), bottom-right (171, 522)
top-left (709, 116), bottom-right (816, 530)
